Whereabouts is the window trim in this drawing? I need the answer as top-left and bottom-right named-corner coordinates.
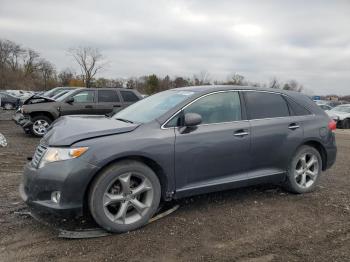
top-left (161, 89), bottom-right (314, 130)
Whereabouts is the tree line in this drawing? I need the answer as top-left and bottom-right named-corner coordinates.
top-left (0, 38), bottom-right (329, 97)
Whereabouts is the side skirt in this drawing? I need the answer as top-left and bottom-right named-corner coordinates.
top-left (173, 170), bottom-right (286, 199)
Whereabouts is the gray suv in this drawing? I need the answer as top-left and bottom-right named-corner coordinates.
top-left (20, 85), bottom-right (337, 233)
top-left (13, 88), bottom-right (142, 136)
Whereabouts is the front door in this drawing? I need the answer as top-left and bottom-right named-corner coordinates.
top-left (173, 91), bottom-right (251, 196)
top-left (60, 90), bottom-right (97, 115)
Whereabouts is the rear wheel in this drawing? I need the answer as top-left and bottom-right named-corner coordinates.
top-left (89, 160), bottom-right (161, 233)
top-left (285, 145), bottom-right (322, 194)
top-left (342, 119), bottom-right (350, 129)
top-left (30, 115), bottom-right (52, 137)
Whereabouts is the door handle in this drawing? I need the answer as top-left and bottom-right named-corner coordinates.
top-left (85, 105), bottom-right (93, 109)
top-left (113, 105), bottom-right (121, 107)
top-left (288, 123), bottom-right (300, 130)
top-left (234, 130), bottom-right (249, 137)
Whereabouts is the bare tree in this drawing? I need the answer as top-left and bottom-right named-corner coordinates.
top-left (68, 47), bottom-right (105, 88)
top-left (58, 68), bottom-right (75, 86)
top-left (269, 77), bottom-right (280, 89)
top-left (39, 59), bottom-right (55, 89)
top-left (193, 70), bottom-right (211, 85)
top-left (283, 79), bottom-right (303, 92)
top-left (23, 49), bottom-right (40, 76)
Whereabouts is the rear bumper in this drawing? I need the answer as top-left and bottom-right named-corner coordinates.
top-left (325, 146), bottom-right (337, 170)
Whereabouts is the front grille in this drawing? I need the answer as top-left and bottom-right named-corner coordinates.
top-left (31, 144), bottom-right (48, 168)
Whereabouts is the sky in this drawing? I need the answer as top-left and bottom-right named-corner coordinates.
top-left (0, 0), bottom-right (349, 95)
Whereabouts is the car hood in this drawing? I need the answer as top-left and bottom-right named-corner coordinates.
top-left (43, 115), bottom-right (140, 146)
top-left (23, 94), bottom-right (56, 105)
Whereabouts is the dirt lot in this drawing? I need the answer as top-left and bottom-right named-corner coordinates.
top-left (0, 109), bottom-right (349, 262)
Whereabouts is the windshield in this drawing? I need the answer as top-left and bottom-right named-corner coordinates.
top-left (52, 90), bottom-right (69, 100)
top-left (56, 89), bottom-right (78, 101)
top-left (331, 106), bottom-right (350, 113)
top-left (113, 90), bottom-right (195, 123)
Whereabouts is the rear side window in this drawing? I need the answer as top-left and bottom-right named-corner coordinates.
top-left (98, 90), bottom-right (120, 102)
top-left (285, 97), bottom-right (311, 116)
top-left (120, 90), bottom-right (139, 102)
top-left (244, 91), bottom-right (289, 119)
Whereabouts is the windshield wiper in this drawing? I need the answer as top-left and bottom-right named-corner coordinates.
top-left (115, 118), bottom-right (134, 124)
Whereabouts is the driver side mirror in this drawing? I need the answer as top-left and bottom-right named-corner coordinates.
top-left (66, 97), bottom-right (74, 104)
top-left (184, 113), bottom-right (202, 127)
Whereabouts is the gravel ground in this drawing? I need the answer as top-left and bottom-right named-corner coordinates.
top-left (0, 110), bottom-right (349, 262)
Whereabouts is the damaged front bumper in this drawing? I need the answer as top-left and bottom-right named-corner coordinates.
top-left (12, 112), bottom-right (32, 132)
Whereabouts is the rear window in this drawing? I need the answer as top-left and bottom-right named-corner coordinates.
top-left (98, 90), bottom-right (120, 102)
top-left (120, 90), bottom-right (139, 102)
top-left (244, 91), bottom-right (290, 119)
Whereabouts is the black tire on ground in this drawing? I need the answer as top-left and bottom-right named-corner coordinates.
top-left (89, 160), bottom-right (161, 233)
top-left (284, 145), bottom-right (322, 194)
top-left (30, 115), bottom-right (52, 137)
top-left (342, 119), bottom-right (350, 129)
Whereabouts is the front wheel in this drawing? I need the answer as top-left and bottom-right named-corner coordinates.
top-left (89, 160), bottom-right (161, 233)
top-left (3, 103), bottom-right (14, 110)
top-left (285, 145), bottom-right (322, 194)
top-left (30, 115), bottom-right (52, 137)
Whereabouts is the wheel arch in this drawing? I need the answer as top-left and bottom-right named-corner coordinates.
top-left (29, 111), bottom-right (55, 121)
top-left (300, 140), bottom-right (328, 171)
top-left (82, 155), bottom-right (170, 216)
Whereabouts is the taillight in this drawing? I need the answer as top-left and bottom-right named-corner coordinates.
top-left (328, 120), bottom-right (336, 131)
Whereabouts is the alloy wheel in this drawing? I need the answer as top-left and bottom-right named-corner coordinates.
top-left (32, 119), bottom-right (50, 136)
top-left (4, 103), bottom-right (13, 110)
top-left (294, 153), bottom-right (319, 189)
top-left (103, 172), bottom-right (153, 225)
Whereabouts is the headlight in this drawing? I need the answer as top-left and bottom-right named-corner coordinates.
top-left (39, 147), bottom-right (88, 168)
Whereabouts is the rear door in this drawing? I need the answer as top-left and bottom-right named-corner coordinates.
top-left (60, 90), bottom-right (97, 115)
top-left (243, 91), bottom-right (304, 173)
top-left (96, 89), bottom-right (123, 114)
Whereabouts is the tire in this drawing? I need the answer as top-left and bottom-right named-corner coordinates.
top-left (30, 115), bottom-right (52, 137)
top-left (284, 145), bottom-right (322, 194)
top-left (4, 103), bottom-right (14, 110)
top-left (342, 119), bottom-right (350, 129)
top-left (89, 160), bottom-right (161, 233)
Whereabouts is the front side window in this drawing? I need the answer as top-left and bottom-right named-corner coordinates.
top-left (183, 91), bottom-right (242, 124)
top-left (244, 91), bottom-right (289, 120)
top-left (121, 90), bottom-right (139, 102)
top-left (72, 91), bottom-right (95, 103)
top-left (98, 90), bottom-right (120, 103)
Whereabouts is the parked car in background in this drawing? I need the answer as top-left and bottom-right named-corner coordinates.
top-left (13, 88), bottom-right (142, 136)
top-left (318, 104), bottom-right (332, 111)
top-left (20, 85), bottom-right (337, 233)
top-left (326, 104), bottom-right (350, 128)
top-left (0, 92), bottom-right (21, 110)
